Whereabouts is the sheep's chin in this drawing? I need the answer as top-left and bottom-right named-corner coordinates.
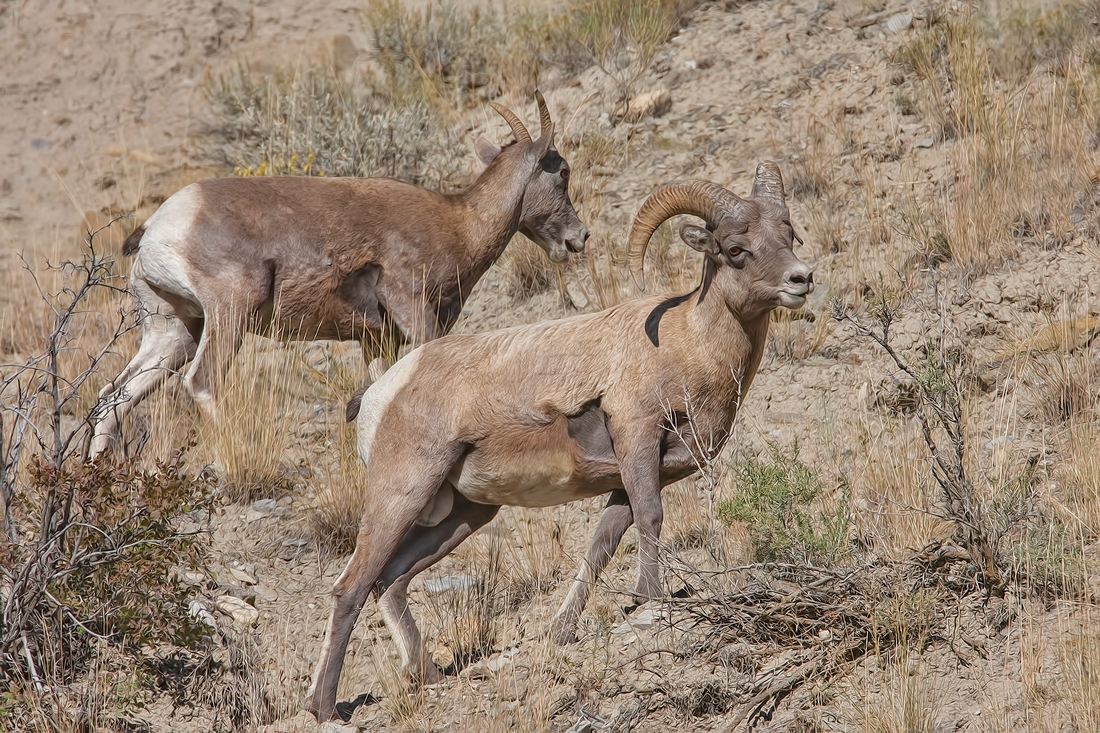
top-left (778, 291), bottom-right (807, 309)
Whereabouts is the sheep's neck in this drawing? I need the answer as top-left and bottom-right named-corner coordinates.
top-left (686, 291), bottom-right (771, 403)
top-left (453, 154), bottom-right (530, 276)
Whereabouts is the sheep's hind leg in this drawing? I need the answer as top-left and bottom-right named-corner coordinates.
top-left (375, 491), bottom-right (500, 684)
top-left (550, 490), bottom-right (634, 645)
top-left (91, 282), bottom-right (198, 457)
top-left (306, 473), bottom-right (449, 722)
top-left (183, 307), bottom-right (249, 423)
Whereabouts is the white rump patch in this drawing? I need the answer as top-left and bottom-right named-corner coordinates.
top-left (134, 183), bottom-right (204, 305)
top-left (356, 348), bottom-right (423, 469)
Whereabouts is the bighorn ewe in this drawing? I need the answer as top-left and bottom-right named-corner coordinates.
top-left (90, 93), bottom-right (587, 456)
top-left (306, 161), bottom-right (814, 721)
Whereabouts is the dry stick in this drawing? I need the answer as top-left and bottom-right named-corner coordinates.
top-left (849, 6), bottom-right (910, 28)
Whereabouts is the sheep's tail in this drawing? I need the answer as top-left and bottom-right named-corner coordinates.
top-left (346, 382), bottom-right (372, 422)
top-left (122, 225), bottom-right (146, 256)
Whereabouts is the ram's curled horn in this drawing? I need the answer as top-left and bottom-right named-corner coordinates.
top-left (750, 160), bottom-right (787, 204)
top-left (628, 181), bottom-right (742, 290)
top-left (534, 89), bottom-right (553, 139)
top-left (490, 102), bottom-right (532, 143)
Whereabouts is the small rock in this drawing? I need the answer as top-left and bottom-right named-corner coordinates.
top-left (885, 11), bottom-right (913, 33)
top-left (565, 720), bottom-right (596, 733)
top-left (252, 498), bottom-right (278, 513)
top-left (231, 566), bottom-right (258, 585)
top-left (461, 660), bottom-right (491, 680)
top-left (128, 149), bottom-right (159, 166)
top-left (188, 599), bottom-right (217, 628)
top-left (283, 537), bottom-right (310, 547)
top-left (915, 137), bottom-right (935, 149)
top-left (245, 509), bottom-right (266, 523)
top-left (216, 595), bottom-right (259, 627)
top-left (423, 575), bottom-right (480, 593)
top-left (487, 647), bottom-right (520, 673)
top-left (181, 570), bottom-right (206, 585)
top-left (225, 585), bottom-right (258, 606)
top-left (432, 615), bottom-right (489, 670)
top-left (254, 585), bottom-right (280, 602)
top-left (320, 34), bottom-right (358, 72)
top-left (320, 723), bottom-right (356, 733)
top-left (613, 608), bottom-right (663, 635)
top-left (615, 89), bottom-right (672, 122)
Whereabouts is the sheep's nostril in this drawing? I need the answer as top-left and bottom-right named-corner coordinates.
top-left (807, 271), bottom-right (815, 284)
top-left (582, 230), bottom-right (591, 243)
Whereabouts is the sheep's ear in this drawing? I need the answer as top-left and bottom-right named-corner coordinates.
top-left (475, 137), bottom-right (500, 165)
top-left (680, 224), bottom-right (719, 255)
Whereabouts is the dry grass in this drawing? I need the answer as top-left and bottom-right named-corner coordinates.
top-left (1058, 607), bottom-right (1100, 731)
top-left (845, 419), bottom-right (953, 557)
top-left (847, 659), bottom-right (945, 733)
top-left (1059, 421), bottom-right (1100, 540)
top-left (197, 335), bottom-right (310, 503)
top-left (309, 417), bottom-right (370, 555)
top-left (892, 2), bottom-right (1100, 272)
top-left (503, 237), bottom-right (565, 304)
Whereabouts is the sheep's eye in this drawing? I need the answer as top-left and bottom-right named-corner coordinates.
top-left (560, 168), bottom-right (569, 180)
top-left (728, 246), bottom-right (745, 257)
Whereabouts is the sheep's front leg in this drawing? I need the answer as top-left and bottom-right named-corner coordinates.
top-left (382, 286), bottom-right (446, 347)
top-left (618, 437), bottom-right (664, 604)
top-left (551, 490), bottom-right (633, 645)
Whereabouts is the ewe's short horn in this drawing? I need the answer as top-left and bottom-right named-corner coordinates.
top-left (535, 89), bottom-right (553, 140)
top-left (750, 161), bottom-right (786, 204)
top-left (490, 102), bottom-right (532, 143)
top-left (628, 181), bottom-right (742, 290)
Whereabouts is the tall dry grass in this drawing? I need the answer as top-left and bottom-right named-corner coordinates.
top-left (892, 1), bottom-right (1100, 272)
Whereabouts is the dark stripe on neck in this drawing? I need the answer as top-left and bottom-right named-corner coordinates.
top-left (645, 289), bottom-right (698, 347)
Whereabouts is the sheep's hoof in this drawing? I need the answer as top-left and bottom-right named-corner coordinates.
top-left (420, 662), bottom-right (443, 686)
top-left (550, 622), bottom-right (580, 646)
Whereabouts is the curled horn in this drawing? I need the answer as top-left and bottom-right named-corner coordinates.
top-left (534, 89), bottom-right (553, 139)
top-left (750, 160), bottom-right (786, 204)
top-left (628, 181), bottom-right (742, 290)
top-left (489, 102), bottom-right (531, 143)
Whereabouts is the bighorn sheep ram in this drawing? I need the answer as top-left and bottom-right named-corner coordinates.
top-left (306, 161), bottom-right (815, 721)
top-left (91, 93), bottom-right (587, 456)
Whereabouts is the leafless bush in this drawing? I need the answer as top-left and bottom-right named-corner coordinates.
top-left (832, 277), bottom-right (1004, 593)
top-left (0, 223), bottom-right (220, 729)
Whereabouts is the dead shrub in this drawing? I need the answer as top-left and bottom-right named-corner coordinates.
top-left (0, 229), bottom-right (222, 730)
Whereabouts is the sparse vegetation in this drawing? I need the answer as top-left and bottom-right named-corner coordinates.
top-left (0, 229), bottom-right (223, 730)
top-left (891, 1), bottom-right (1100, 271)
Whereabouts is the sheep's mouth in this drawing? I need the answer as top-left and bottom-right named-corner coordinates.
top-left (778, 290), bottom-right (808, 308)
